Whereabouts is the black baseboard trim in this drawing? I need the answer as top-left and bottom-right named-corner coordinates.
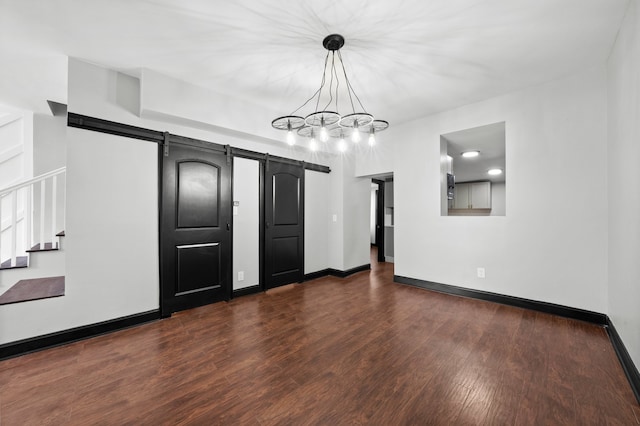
top-left (330, 264), bottom-right (371, 278)
top-left (0, 310), bottom-right (161, 361)
top-left (232, 285), bottom-right (262, 298)
top-left (605, 318), bottom-right (640, 404)
top-left (394, 275), bottom-right (607, 325)
top-left (304, 264), bottom-right (371, 281)
top-left (303, 269), bottom-right (332, 281)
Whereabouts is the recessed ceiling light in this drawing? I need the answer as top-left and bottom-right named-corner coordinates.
top-left (488, 168), bottom-right (503, 175)
top-left (461, 150), bottom-right (480, 158)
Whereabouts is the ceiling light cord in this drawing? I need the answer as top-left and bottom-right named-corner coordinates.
top-left (337, 50), bottom-right (368, 115)
top-left (290, 51), bottom-right (330, 116)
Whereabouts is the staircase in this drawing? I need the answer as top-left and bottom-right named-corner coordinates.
top-left (0, 168), bottom-right (66, 305)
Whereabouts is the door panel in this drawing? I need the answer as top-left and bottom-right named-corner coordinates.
top-left (272, 236), bottom-right (300, 274)
top-left (176, 243), bottom-right (221, 294)
top-left (177, 161), bottom-right (220, 228)
top-left (265, 161), bottom-right (304, 288)
top-left (161, 141), bottom-right (231, 315)
top-left (273, 174), bottom-right (300, 225)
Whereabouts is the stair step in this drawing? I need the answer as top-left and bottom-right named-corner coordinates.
top-left (0, 256), bottom-right (28, 270)
top-left (0, 276), bottom-right (65, 305)
top-left (27, 242), bottom-right (59, 252)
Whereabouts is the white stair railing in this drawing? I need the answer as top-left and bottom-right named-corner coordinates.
top-left (0, 167), bottom-right (66, 268)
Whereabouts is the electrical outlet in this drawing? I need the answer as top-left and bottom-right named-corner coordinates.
top-left (238, 271), bottom-right (244, 281)
top-left (477, 267), bottom-right (485, 278)
top-left (332, 214), bottom-right (337, 222)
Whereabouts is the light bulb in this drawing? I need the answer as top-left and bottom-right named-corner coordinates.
top-left (320, 127), bottom-right (328, 142)
top-left (286, 129), bottom-right (295, 146)
top-left (338, 137), bottom-right (347, 152)
top-left (368, 130), bottom-right (376, 146)
top-left (351, 119), bottom-right (361, 143)
top-left (319, 118), bottom-right (329, 142)
top-left (309, 137), bottom-right (318, 151)
top-left (352, 127), bottom-right (361, 143)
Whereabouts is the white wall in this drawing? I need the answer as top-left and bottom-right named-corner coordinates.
top-left (305, 170), bottom-right (329, 274)
top-left (68, 59), bottom-right (333, 168)
top-left (0, 127), bottom-right (159, 344)
top-left (141, 69), bottom-right (281, 143)
top-left (607, 0), bottom-right (640, 370)
top-left (391, 66), bottom-right (608, 312)
top-left (328, 156), bottom-right (345, 270)
top-left (232, 157), bottom-right (260, 290)
top-left (355, 136), bottom-right (394, 178)
top-left (33, 113), bottom-right (66, 175)
top-left (329, 154), bottom-right (370, 271)
top-left (0, 105), bottom-right (32, 187)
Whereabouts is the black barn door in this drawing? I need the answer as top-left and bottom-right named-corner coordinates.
top-left (265, 160), bottom-right (304, 289)
top-left (160, 140), bottom-right (232, 315)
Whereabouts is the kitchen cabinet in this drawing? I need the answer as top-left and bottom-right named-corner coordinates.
top-left (453, 182), bottom-right (491, 209)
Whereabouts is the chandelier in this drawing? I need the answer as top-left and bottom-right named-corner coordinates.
top-left (271, 34), bottom-right (389, 152)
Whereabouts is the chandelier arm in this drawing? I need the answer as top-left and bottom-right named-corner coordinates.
top-left (333, 58), bottom-right (339, 113)
top-left (346, 77), bottom-right (368, 113)
top-left (313, 51), bottom-right (331, 114)
top-left (337, 50), bottom-right (368, 114)
top-left (337, 50), bottom-right (357, 114)
top-left (322, 52), bottom-right (336, 112)
top-left (290, 51), bottom-right (330, 116)
top-left (290, 87), bottom-right (321, 116)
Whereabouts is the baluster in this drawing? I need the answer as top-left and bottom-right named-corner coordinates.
top-left (25, 185), bottom-right (32, 256)
top-left (10, 190), bottom-right (17, 267)
top-left (39, 180), bottom-right (45, 251)
top-left (62, 172), bottom-right (66, 234)
top-left (51, 175), bottom-right (57, 247)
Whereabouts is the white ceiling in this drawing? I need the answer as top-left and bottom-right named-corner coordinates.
top-left (0, 0), bottom-right (629, 128)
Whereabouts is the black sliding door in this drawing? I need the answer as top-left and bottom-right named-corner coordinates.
top-left (160, 140), bottom-right (232, 315)
top-left (265, 160), bottom-right (304, 288)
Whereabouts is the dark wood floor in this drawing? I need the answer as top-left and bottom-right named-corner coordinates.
top-left (1, 249), bottom-right (639, 425)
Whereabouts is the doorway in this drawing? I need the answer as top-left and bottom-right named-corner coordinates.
top-left (372, 179), bottom-right (385, 262)
top-left (370, 175), bottom-right (394, 264)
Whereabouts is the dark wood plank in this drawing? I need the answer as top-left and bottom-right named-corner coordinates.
top-left (26, 242), bottom-right (58, 252)
top-left (0, 256), bottom-right (28, 270)
top-left (0, 248), bottom-right (637, 424)
top-left (0, 276), bottom-right (65, 305)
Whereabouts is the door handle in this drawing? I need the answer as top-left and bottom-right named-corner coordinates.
top-left (266, 222), bottom-right (270, 228)
top-left (226, 223), bottom-right (230, 231)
